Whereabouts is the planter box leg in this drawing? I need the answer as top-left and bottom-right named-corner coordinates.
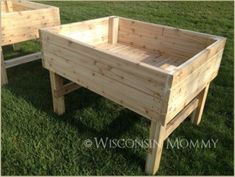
top-left (49, 71), bottom-right (65, 115)
top-left (1, 47), bottom-right (8, 86)
top-left (145, 120), bottom-right (165, 175)
top-left (191, 84), bottom-right (210, 125)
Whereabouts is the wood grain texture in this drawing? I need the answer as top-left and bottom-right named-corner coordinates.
top-left (1, 0), bottom-right (60, 46)
top-left (49, 71), bottom-right (65, 115)
top-left (165, 98), bottom-right (199, 139)
top-left (191, 84), bottom-right (210, 125)
top-left (145, 120), bottom-right (165, 175)
top-left (1, 47), bottom-right (8, 85)
top-left (40, 16), bottom-right (226, 175)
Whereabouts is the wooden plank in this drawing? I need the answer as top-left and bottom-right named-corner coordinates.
top-left (5, 0), bottom-right (13, 12)
top-left (191, 84), bottom-right (210, 125)
top-left (164, 98), bottom-right (199, 139)
top-left (42, 40), bottom-right (166, 99)
top-left (45, 60), bottom-right (163, 122)
top-left (108, 16), bottom-right (119, 44)
top-left (43, 16), bottom-right (111, 34)
top-left (2, 33), bottom-right (39, 46)
top-left (43, 53), bottom-right (162, 113)
top-left (145, 120), bottom-right (165, 175)
top-left (11, 0), bottom-right (53, 9)
top-left (165, 48), bottom-right (224, 123)
top-left (5, 52), bottom-right (41, 68)
top-left (54, 82), bottom-right (81, 97)
top-left (1, 7), bottom-right (60, 22)
top-left (118, 30), bottom-right (196, 59)
top-left (41, 30), bottom-right (170, 76)
top-left (56, 18), bottom-right (109, 45)
top-left (172, 38), bottom-right (226, 84)
top-left (97, 43), bottom-right (161, 63)
top-left (49, 71), bottom-right (65, 115)
top-left (43, 51), bottom-right (165, 122)
top-left (118, 18), bottom-right (214, 59)
top-left (2, 17), bottom-right (60, 30)
top-left (119, 17), bottom-right (221, 42)
top-left (1, 47), bottom-right (8, 86)
top-left (1, 4), bottom-right (60, 46)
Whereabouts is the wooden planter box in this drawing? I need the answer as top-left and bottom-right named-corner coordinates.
top-left (1, 0), bottom-right (60, 85)
top-left (1, 0), bottom-right (60, 45)
top-left (40, 16), bottom-right (226, 174)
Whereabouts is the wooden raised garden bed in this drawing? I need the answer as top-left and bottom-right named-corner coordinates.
top-left (40, 16), bottom-right (226, 174)
top-left (1, 0), bottom-right (60, 85)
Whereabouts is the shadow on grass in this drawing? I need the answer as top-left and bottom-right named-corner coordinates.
top-left (2, 58), bottom-right (234, 175)
top-left (3, 61), bottom-right (146, 171)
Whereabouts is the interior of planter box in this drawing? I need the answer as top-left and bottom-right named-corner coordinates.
top-left (1, 0), bottom-right (47, 13)
top-left (55, 17), bottom-right (217, 72)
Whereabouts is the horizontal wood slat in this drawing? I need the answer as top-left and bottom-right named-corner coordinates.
top-left (1, 1), bottom-right (60, 46)
top-left (4, 52), bottom-right (42, 68)
top-left (164, 98), bottom-right (199, 139)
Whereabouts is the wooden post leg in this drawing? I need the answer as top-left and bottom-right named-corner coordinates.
top-left (145, 120), bottom-right (165, 175)
top-left (49, 71), bottom-right (65, 115)
top-left (191, 84), bottom-right (210, 125)
top-left (1, 47), bottom-right (8, 86)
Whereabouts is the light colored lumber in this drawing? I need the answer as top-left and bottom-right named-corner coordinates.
top-left (97, 43), bottom-right (178, 72)
top-left (11, 0), bottom-right (53, 10)
top-left (191, 84), bottom-right (210, 125)
top-left (43, 55), bottom-right (163, 121)
top-left (60, 18), bottom-right (109, 45)
top-left (5, 0), bottom-right (13, 12)
top-left (1, 1), bottom-right (60, 46)
top-left (54, 82), bottom-right (80, 97)
top-left (118, 18), bottom-right (214, 59)
top-left (42, 30), bottom-right (170, 75)
top-left (172, 39), bottom-right (226, 85)
top-left (164, 98), bottom-right (199, 139)
top-left (145, 120), bottom-right (165, 175)
top-left (108, 16), bottom-right (119, 44)
top-left (4, 52), bottom-right (41, 69)
top-left (1, 47), bottom-right (8, 86)
top-left (49, 71), bottom-right (65, 115)
top-left (40, 16), bottom-right (226, 174)
top-left (165, 48), bottom-right (224, 123)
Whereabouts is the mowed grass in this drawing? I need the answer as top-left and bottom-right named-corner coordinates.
top-left (1, 1), bottom-right (234, 175)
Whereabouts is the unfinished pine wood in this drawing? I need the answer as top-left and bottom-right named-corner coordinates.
top-left (40, 30), bottom-right (171, 122)
top-left (165, 98), bottom-right (199, 139)
top-left (4, 52), bottom-right (42, 69)
top-left (1, 47), bottom-right (8, 85)
top-left (1, 0), bottom-right (60, 46)
top-left (1, 0), bottom-right (60, 85)
top-left (49, 71), bottom-right (65, 115)
top-left (108, 16), bottom-right (119, 44)
top-left (165, 47), bottom-right (225, 124)
top-left (118, 17), bottom-right (215, 60)
top-left (191, 84), bottom-right (210, 125)
top-left (40, 16), bottom-right (226, 174)
top-left (145, 120), bottom-right (165, 175)
top-left (97, 43), bottom-right (183, 72)
top-left (5, 0), bottom-right (13, 12)
top-left (54, 82), bottom-right (80, 98)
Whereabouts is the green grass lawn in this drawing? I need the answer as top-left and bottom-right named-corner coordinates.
top-left (1, 1), bottom-right (234, 175)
